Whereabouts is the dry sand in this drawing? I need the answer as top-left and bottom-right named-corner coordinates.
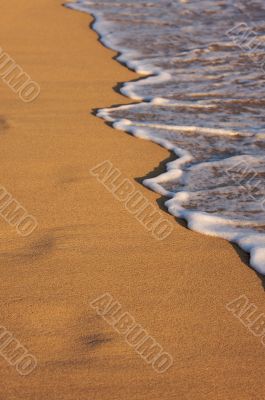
top-left (0, 1), bottom-right (265, 399)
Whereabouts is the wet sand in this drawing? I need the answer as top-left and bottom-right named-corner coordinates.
top-left (0, 1), bottom-right (265, 399)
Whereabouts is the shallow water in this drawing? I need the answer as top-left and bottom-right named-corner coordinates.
top-left (68, 0), bottom-right (265, 273)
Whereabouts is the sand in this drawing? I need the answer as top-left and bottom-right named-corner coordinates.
top-left (0, 1), bottom-right (265, 399)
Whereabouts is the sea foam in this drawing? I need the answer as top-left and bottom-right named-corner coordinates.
top-left (67, 0), bottom-right (265, 274)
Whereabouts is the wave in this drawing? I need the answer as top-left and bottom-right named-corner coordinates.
top-left (67, 0), bottom-right (265, 274)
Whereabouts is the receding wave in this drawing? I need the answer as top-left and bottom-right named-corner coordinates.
top-left (67, 0), bottom-right (265, 274)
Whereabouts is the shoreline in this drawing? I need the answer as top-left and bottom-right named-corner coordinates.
top-left (67, 2), bottom-right (263, 274)
top-left (0, 1), bottom-right (265, 398)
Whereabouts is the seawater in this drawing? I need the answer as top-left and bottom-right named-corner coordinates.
top-left (68, 0), bottom-right (265, 274)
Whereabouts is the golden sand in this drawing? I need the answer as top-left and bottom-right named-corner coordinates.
top-left (0, 1), bottom-right (265, 398)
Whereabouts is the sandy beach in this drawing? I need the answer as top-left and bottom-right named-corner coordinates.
top-left (0, 1), bottom-right (265, 398)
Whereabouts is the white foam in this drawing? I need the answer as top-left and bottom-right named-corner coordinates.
top-left (67, 0), bottom-right (265, 274)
